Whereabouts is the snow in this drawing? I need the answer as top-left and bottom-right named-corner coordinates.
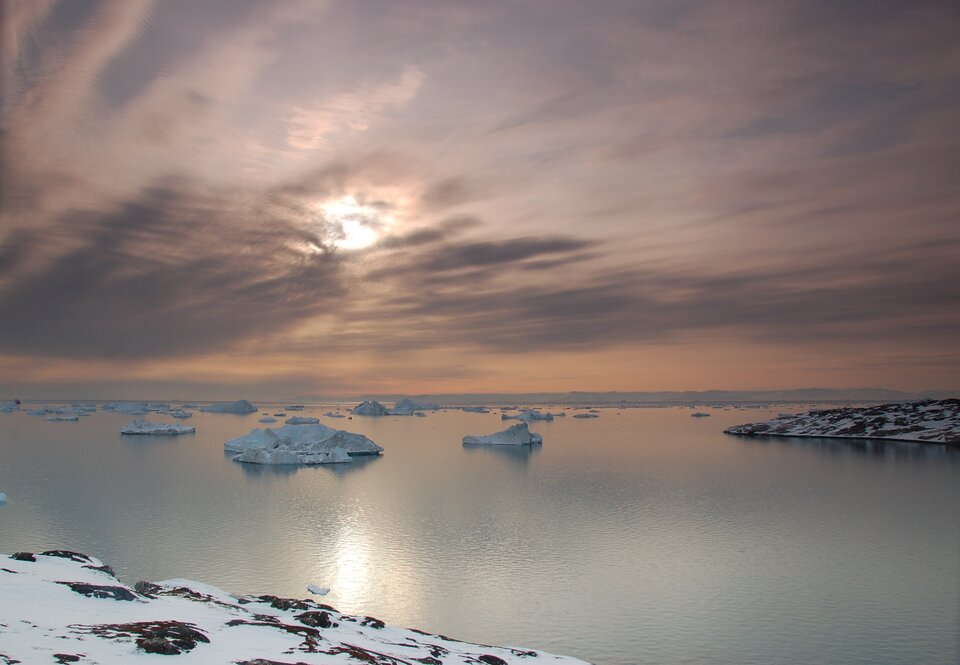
top-left (225, 423), bottom-right (383, 464)
top-left (121, 420), bottom-right (197, 436)
top-left (199, 399), bottom-right (257, 414)
top-left (352, 400), bottom-right (390, 416)
top-left (725, 398), bottom-right (960, 445)
top-left (285, 416), bottom-right (320, 425)
top-left (0, 551), bottom-right (586, 664)
top-left (307, 585), bottom-right (330, 596)
top-left (463, 422), bottom-right (543, 445)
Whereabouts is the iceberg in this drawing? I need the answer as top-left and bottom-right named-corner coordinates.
top-left (101, 401), bottom-right (149, 415)
top-left (285, 416), bottom-right (320, 425)
top-left (691, 412), bottom-right (710, 417)
top-left (258, 416), bottom-right (278, 423)
top-left (0, 401), bottom-right (19, 413)
top-left (225, 423), bottom-right (383, 465)
top-left (573, 413), bottom-right (599, 418)
top-left (463, 422), bottom-right (543, 445)
top-left (0, 493), bottom-right (6, 504)
top-left (391, 398), bottom-right (438, 415)
top-left (199, 399), bottom-right (257, 414)
top-left (502, 409), bottom-right (556, 421)
top-left (352, 400), bottom-right (390, 416)
top-left (324, 411), bottom-right (346, 418)
top-left (46, 415), bottom-right (79, 422)
top-left (307, 584), bottom-right (330, 596)
top-left (121, 420), bottom-right (196, 435)
top-left (169, 409), bottom-right (193, 419)
top-left (286, 404), bottom-right (306, 410)
top-left (460, 406), bottom-right (490, 413)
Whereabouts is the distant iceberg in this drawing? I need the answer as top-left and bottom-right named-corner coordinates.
top-left (691, 412), bottom-right (710, 417)
top-left (169, 409), bottom-right (193, 419)
top-left (324, 411), bottom-right (346, 418)
top-left (121, 420), bottom-right (196, 435)
top-left (352, 400), bottom-right (390, 416)
top-left (463, 422), bottom-right (543, 445)
top-left (101, 402), bottom-right (149, 415)
top-left (45, 414), bottom-right (79, 422)
top-left (258, 416), bottom-right (278, 423)
top-left (460, 406), bottom-right (490, 413)
top-left (225, 423), bottom-right (383, 465)
top-left (391, 398), bottom-right (438, 415)
top-left (0, 401), bottom-right (19, 413)
top-left (200, 399), bottom-right (257, 414)
top-left (573, 413), bottom-right (599, 419)
top-left (286, 404), bottom-right (306, 410)
top-left (502, 409), bottom-right (556, 422)
top-left (285, 416), bottom-right (320, 425)
top-left (0, 493), bottom-right (7, 504)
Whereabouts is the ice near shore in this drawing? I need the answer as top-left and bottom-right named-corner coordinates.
top-left (0, 550), bottom-right (586, 664)
top-left (225, 423), bottom-right (383, 465)
top-left (725, 398), bottom-right (960, 445)
top-left (121, 420), bottom-right (196, 436)
top-left (463, 422), bottom-right (543, 445)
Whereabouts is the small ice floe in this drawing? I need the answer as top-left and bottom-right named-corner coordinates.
top-left (0, 400), bottom-right (20, 413)
top-left (461, 406), bottom-right (490, 413)
top-left (691, 412), bottom-right (710, 417)
top-left (121, 420), bottom-right (196, 435)
top-left (324, 411), bottom-right (346, 418)
top-left (573, 413), bottom-right (599, 419)
top-left (285, 416), bottom-right (320, 425)
top-left (307, 584), bottom-right (330, 596)
top-left (169, 409), bottom-right (193, 419)
top-left (286, 404), bottom-right (306, 411)
top-left (501, 409), bottom-right (559, 422)
top-left (0, 493), bottom-right (7, 504)
top-left (463, 422), bottom-right (543, 446)
top-left (258, 416), bottom-right (278, 423)
top-left (46, 414), bottom-right (79, 422)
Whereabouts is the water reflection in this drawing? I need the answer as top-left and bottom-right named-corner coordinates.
top-left (735, 434), bottom-right (960, 463)
top-left (462, 443), bottom-right (541, 464)
top-left (234, 454), bottom-right (382, 479)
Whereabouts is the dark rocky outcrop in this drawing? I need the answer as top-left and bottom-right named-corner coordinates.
top-left (55, 581), bottom-right (139, 601)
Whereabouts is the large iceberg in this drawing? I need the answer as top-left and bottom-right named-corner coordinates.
top-left (121, 420), bottom-right (196, 435)
top-left (463, 422), bottom-right (543, 445)
top-left (352, 400), bottom-right (390, 416)
top-left (225, 423), bottom-right (383, 465)
top-left (390, 398), bottom-right (438, 415)
top-left (200, 399), bottom-right (257, 414)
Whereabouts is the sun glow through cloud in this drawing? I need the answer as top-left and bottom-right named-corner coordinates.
top-left (319, 195), bottom-right (391, 250)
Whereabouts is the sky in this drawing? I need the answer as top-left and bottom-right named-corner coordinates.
top-left (1, 0), bottom-right (958, 399)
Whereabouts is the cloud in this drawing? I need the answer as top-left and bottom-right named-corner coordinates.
top-left (286, 65), bottom-right (425, 149)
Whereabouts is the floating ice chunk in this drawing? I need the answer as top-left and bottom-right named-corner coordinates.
top-left (258, 416), bottom-right (278, 423)
top-left (324, 411), bottom-right (346, 418)
top-left (391, 398), bottom-right (438, 415)
top-left (460, 406), bottom-right (490, 413)
top-left (121, 420), bottom-right (196, 435)
top-left (169, 409), bottom-right (193, 419)
top-left (286, 404), bottom-right (305, 410)
top-left (0, 401), bottom-right (19, 413)
top-left (573, 413), bottom-right (599, 419)
top-left (502, 409), bottom-right (555, 421)
top-left (285, 416), bottom-right (320, 425)
top-left (226, 423), bottom-right (383, 464)
top-left (46, 414), bottom-right (79, 422)
top-left (691, 412), bottom-right (710, 417)
top-left (0, 493), bottom-right (6, 504)
top-left (463, 422), bottom-right (543, 445)
top-left (307, 584), bottom-right (330, 596)
top-left (200, 399), bottom-right (257, 414)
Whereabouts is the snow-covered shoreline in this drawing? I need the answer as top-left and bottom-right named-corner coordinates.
top-left (0, 550), bottom-right (588, 664)
top-left (724, 399), bottom-right (960, 445)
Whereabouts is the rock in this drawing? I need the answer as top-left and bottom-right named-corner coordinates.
top-left (55, 581), bottom-right (139, 601)
top-left (120, 420), bottom-right (196, 435)
top-left (199, 399), bottom-right (257, 414)
top-left (463, 423), bottom-right (543, 446)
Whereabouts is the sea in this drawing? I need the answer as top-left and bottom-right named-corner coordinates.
top-left (1, 403), bottom-right (958, 664)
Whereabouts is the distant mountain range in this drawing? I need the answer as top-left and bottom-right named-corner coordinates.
top-left (291, 387), bottom-right (955, 406)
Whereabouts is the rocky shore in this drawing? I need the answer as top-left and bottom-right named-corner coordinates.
top-left (0, 550), bottom-right (588, 664)
top-left (724, 398), bottom-right (960, 445)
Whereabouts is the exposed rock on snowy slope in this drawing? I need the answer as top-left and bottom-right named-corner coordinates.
top-left (121, 420), bottom-right (196, 435)
top-left (724, 399), bottom-right (960, 445)
top-left (0, 551), bottom-right (587, 664)
top-left (200, 400), bottom-right (257, 414)
top-left (225, 423), bottom-right (383, 464)
top-left (463, 422), bottom-right (543, 445)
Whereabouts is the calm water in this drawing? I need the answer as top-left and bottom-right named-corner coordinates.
top-left (1, 405), bottom-right (958, 664)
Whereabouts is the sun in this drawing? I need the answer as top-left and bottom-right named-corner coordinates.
top-left (318, 195), bottom-right (389, 250)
